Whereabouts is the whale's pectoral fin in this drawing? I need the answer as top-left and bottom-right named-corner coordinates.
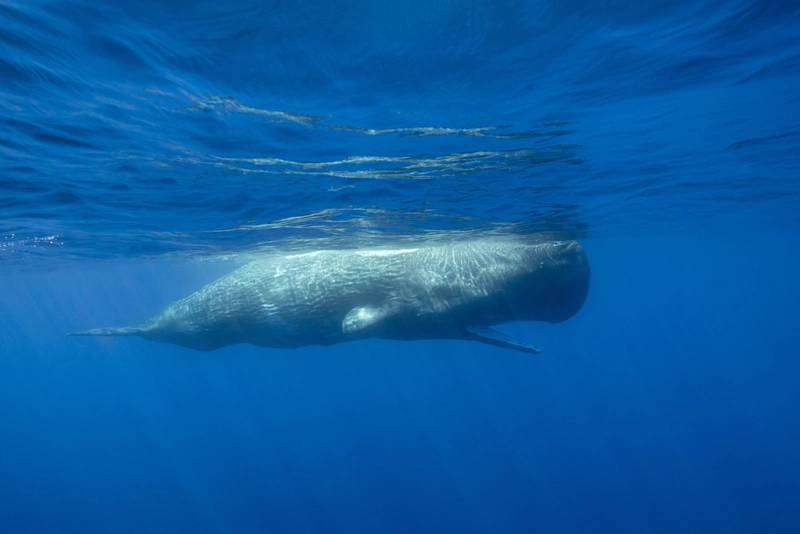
top-left (464, 326), bottom-right (542, 355)
top-left (342, 306), bottom-right (391, 335)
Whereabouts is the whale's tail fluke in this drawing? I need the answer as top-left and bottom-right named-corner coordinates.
top-left (68, 326), bottom-right (146, 337)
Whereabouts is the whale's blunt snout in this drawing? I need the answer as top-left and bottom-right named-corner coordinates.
top-left (527, 240), bottom-right (590, 323)
top-left (555, 240), bottom-right (590, 321)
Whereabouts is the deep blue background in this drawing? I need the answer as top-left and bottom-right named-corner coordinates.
top-left (2, 0), bottom-right (800, 532)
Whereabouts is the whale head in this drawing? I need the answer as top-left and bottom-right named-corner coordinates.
top-left (510, 240), bottom-right (590, 323)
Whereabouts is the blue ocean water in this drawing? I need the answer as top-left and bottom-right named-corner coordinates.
top-left (1, 1), bottom-right (799, 532)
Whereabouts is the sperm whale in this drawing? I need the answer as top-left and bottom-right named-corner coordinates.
top-left (72, 239), bottom-right (589, 354)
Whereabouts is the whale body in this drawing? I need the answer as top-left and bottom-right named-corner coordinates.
top-left (73, 239), bottom-right (589, 354)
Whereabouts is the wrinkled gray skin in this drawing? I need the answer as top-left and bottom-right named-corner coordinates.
top-left (73, 239), bottom-right (589, 353)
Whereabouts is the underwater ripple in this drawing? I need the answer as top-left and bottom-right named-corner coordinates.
top-left (0, 0), bottom-right (798, 267)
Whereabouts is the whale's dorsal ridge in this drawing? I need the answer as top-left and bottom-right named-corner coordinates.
top-left (464, 326), bottom-right (542, 355)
